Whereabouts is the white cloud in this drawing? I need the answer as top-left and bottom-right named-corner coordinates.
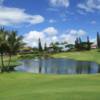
top-left (24, 28), bottom-right (86, 47)
top-left (60, 29), bottom-right (86, 44)
top-left (43, 27), bottom-right (58, 36)
top-left (24, 31), bottom-right (45, 47)
top-left (78, 0), bottom-right (100, 12)
top-left (69, 29), bottom-right (86, 36)
top-left (50, 0), bottom-right (69, 8)
top-left (23, 27), bottom-right (58, 47)
top-left (0, 6), bottom-right (45, 25)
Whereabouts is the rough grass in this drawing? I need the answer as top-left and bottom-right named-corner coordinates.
top-left (0, 73), bottom-right (100, 100)
top-left (52, 49), bottom-right (100, 64)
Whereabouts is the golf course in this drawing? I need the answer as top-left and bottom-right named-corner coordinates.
top-left (52, 49), bottom-right (100, 64)
top-left (0, 73), bottom-right (100, 100)
top-left (0, 50), bottom-right (100, 100)
top-left (0, 2), bottom-right (100, 98)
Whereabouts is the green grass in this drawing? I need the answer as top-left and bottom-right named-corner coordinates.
top-left (18, 52), bottom-right (50, 59)
top-left (0, 55), bottom-right (20, 69)
top-left (0, 73), bottom-right (100, 100)
top-left (0, 50), bottom-right (100, 100)
top-left (52, 49), bottom-right (100, 64)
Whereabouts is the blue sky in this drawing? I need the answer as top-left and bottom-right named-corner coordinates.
top-left (0, 0), bottom-right (100, 47)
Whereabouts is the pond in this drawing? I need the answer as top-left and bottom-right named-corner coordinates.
top-left (15, 58), bottom-right (100, 74)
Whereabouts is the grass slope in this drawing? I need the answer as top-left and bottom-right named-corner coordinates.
top-left (0, 73), bottom-right (100, 100)
top-left (52, 49), bottom-right (100, 64)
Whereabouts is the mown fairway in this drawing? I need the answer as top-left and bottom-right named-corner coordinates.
top-left (52, 49), bottom-right (100, 64)
top-left (0, 73), bottom-right (100, 100)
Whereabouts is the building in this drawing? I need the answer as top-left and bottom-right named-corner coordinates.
top-left (91, 44), bottom-right (97, 49)
top-left (47, 43), bottom-right (74, 53)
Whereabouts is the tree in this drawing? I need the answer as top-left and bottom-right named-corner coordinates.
top-left (7, 31), bottom-right (24, 68)
top-left (75, 37), bottom-right (91, 51)
top-left (0, 27), bottom-right (8, 72)
top-left (75, 37), bottom-right (79, 50)
top-left (38, 38), bottom-right (43, 52)
top-left (50, 42), bottom-right (60, 52)
top-left (75, 37), bottom-right (82, 50)
top-left (78, 37), bottom-right (82, 50)
top-left (44, 43), bottom-right (47, 51)
top-left (87, 36), bottom-right (91, 50)
top-left (97, 32), bottom-right (100, 49)
top-left (0, 28), bottom-right (24, 72)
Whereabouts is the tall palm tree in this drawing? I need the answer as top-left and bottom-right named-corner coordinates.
top-left (0, 27), bottom-right (8, 72)
top-left (7, 31), bottom-right (24, 68)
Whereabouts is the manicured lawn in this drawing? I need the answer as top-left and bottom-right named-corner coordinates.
top-left (0, 73), bottom-right (100, 100)
top-left (52, 49), bottom-right (100, 64)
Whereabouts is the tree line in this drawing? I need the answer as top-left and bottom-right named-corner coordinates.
top-left (74, 32), bottom-right (100, 51)
top-left (75, 36), bottom-right (91, 51)
top-left (38, 32), bottom-right (100, 52)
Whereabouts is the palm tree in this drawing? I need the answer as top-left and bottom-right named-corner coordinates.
top-left (7, 31), bottom-right (24, 68)
top-left (0, 27), bottom-right (8, 72)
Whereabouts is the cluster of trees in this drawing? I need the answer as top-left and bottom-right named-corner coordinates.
top-left (75, 32), bottom-right (100, 51)
top-left (38, 39), bottom-right (68, 53)
top-left (38, 32), bottom-right (100, 52)
top-left (75, 36), bottom-right (91, 51)
top-left (38, 39), bottom-right (48, 52)
top-left (38, 38), bottom-right (43, 52)
top-left (0, 27), bottom-right (24, 72)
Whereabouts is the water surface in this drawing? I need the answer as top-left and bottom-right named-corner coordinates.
top-left (15, 58), bottom-right (100, 74)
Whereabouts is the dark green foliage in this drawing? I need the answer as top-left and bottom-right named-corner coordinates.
top-left (38, 38), bottom-right (43, 52)
top-left (0, 27), bottom-right (24, 72)
top-left (75, 37), bottom-right (82, 50)
top-left (75, 37), bottom-right (92, 51)
top-left (7, 31), bottom-right (24, 55)
top-left (7, 31), bottom-right (24, 68)
top-left (75, 38), bottom-right (79, 49)
top-left (87, 36), bottom-right (91, 50)
top-left (97, 32), bottom-right (100, 49)
top-left (44, 43), bottom-right (47, 51)
top-left (0, 27), bottom-right (8, 72)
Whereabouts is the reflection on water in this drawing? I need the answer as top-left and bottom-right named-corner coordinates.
top-left (15, 58), bottom-right (100, 74)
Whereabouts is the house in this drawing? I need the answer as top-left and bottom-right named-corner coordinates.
top-left (18, 47), bottom-right (33, 54)
top-left (91, 44), bottom-right (97, 49)
top-left (57, 44), bottom-right (71, 52)
top-left (47, 43), bottom-right (74, 53)
top-left (47, 47), bottom-right (55, 53)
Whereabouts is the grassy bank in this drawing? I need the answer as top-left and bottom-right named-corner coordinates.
top-left (0, 73), bottom-right (100, 100)
top-left (0, 56), bottom-right (20, 69)
top-left (52, 49), bottom-right (100, 64)
top-left (0, 52), bottom-right (48, 70)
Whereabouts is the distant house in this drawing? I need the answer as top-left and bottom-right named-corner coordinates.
top-left (18, 47), bottom-right (33, 54)
top-left (57, 44), bottom-right (74, 52)
top-left (47, 47), bottom-right (55, 53)
top-left (91, 44), bottom-right (97, 49)
top-left (47, 43), bottom-right (74, 53)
